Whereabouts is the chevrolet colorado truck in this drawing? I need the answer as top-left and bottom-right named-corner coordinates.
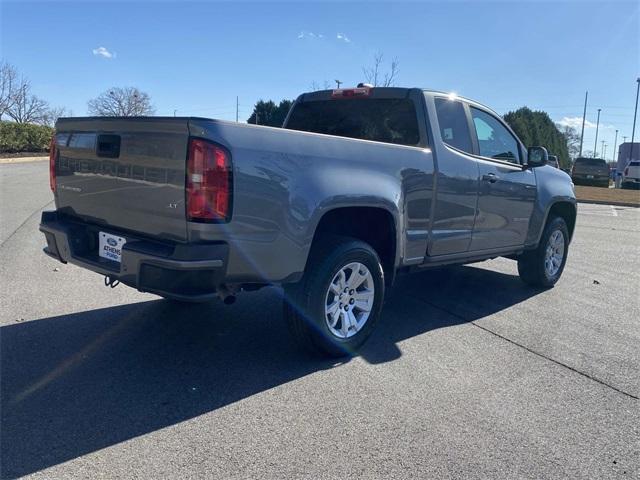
top-left (41, 86), bottom-right (577, 356)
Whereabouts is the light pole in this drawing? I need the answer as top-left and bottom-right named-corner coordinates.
top-left (612, 129), bottom-right (618, 163)
top-left (593, 108), bottom-right (601, 156)
top-left (603, 143), bottom-right (607, 161)
top-left (335, 79), bottom-right (343, 88)
top-left (628, 78), bottom-right (640, 164)
top-left (579, 91), bottom-right (588, 156)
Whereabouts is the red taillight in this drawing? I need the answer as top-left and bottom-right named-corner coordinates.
top-left (331, 87), bottom-right (371, 99)
top-left (186, 138), bottom-right (232, 222)
top-left (49, 135), bottom-right (57, 193)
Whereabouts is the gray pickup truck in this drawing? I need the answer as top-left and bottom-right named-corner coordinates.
top-left (41, 86), bottom-right (576, 356)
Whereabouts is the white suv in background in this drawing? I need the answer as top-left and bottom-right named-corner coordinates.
top-left (622, 161), bottom-right (640, 189)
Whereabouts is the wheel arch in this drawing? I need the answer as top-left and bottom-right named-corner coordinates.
top-left (530, 199), bottom-right (577, 247)
top-left (307, 206), bottom-right (399, 286)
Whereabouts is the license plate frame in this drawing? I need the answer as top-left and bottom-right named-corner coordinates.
top-left (99, 231), bottom-right (126, 263)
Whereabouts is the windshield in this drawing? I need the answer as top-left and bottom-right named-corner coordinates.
top-left (285, 98), bottom-right (420, 146)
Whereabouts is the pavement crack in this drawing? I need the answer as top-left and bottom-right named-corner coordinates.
top-left (409, 294), bottom-right (639, 401)
top-left (0, 200), bottom-right (54, 250)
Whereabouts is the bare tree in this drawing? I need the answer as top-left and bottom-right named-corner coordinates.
top-left (1, 61), bottom-right (20, 120)
top-left (41, 106), bottom-right (72, 127)
top-left (6, 82), bottom-right (50, 123)
top-left (557, 124), bottom-right (581, 159)
top-left (87, 87), bottom-right (155, 116)
top-left (310, 80), bottom-right (332, 91)
top-left (362, 52), bottom-right (399, 87)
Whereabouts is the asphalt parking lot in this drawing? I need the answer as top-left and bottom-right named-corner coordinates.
top-left (1, 161), bottom-right (639, 479)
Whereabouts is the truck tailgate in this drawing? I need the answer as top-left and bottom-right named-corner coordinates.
top-left (54, 117), bottom-right (189, 242)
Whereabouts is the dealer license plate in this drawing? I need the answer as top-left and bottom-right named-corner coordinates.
top-left (99, 231), bottom-right (126, 263)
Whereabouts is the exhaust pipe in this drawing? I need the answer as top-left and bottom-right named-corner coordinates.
top-left (216, 284), bottom-right (237, 305)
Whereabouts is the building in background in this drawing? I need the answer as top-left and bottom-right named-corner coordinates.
top-left (616, 143), bottom-right (640, 169)
top-left (615, 142), bottom-right (640, 188)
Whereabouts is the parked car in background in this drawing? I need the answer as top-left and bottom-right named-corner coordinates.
top-left (622, 161), bottom-right (640, 189)
top-left (547, 155), bottom-right (559, 169)
top-left (571, 157), bottom-right (609, 187)
top-left (41, 86), bottom-right (576, 356)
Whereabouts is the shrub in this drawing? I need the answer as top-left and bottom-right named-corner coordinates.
top-left (0, 121), bottom-right (54, 153)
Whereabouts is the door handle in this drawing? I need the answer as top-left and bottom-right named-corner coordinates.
top-left (482, 173), bottom-right (499, 183)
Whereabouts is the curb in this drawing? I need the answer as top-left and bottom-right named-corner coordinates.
top-left (0, 156), bottom-right (48, 164)
top-left (577, 200), bottom-right (640, 208)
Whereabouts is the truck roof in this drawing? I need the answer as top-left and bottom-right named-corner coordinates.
top-left (296, 86), bottom-right (502, 119)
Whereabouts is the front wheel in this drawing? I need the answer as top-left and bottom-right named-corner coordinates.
top-left (517, 216), bottom-right (569, 288)
top-left (283, 236), bottom-right (385, 357)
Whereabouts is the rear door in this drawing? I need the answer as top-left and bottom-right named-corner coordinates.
top-left (54, 117), bottom-right (190, 242)
top-left (427, 96), bottom-right (480, 256)
top-left (467, 106), bottom-right (536, 250)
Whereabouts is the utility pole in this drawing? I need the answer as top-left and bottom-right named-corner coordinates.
top-left (628, 77), bottom-right (640, 164)
top-left (602, 142), bottom-right (607, 161)
top-left (593, 108), bottom-right (601, 156)
top-left (612, 129), bottom-right (618, 163)
top-left (173, 109), bottom-right (177, 117)
top-left (579, 91), bottom-right (588, 156)
top-left (335, 79), bottom-right (343, 88)
top-left (255, 112), bottom-right (259, 125)
top-left (236, 96), bottom-right (239, 122)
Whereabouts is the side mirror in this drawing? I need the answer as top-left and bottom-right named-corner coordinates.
top-left (527, 146), bottom-right (548, 168)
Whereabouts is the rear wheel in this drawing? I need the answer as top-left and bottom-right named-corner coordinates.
top-left (283, 236), bottom-right (385, 357)
top-left (518, 216), bottom-right (569, 288)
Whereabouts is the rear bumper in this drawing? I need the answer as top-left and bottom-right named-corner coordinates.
top-left (572, 174), bottom-right (609, 185)
top-left (39, 211), bottom-right (229, 301)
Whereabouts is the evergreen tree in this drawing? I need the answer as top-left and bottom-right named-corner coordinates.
top-left (504, 107), bottom-right (570, 169)
top-left (247, 99), bottom-right (293, 127)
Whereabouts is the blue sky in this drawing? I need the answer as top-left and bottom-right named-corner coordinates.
top-left (2, 0), bottom-right (638, 160)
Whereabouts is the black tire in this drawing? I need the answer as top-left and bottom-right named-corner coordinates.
top-left (518, 216), bottom-right (569, 288)
top-left (283, 236), bottom-right (385, 357)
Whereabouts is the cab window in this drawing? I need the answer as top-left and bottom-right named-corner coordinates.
top-left (434, 98), bottom-right (473, 154)
top-left (470, 107), bottom-right (520, 164)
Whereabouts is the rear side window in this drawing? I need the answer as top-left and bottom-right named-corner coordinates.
top-left (68, 133), bottom-right (97, 150)
top-left (470, 107), bottom-right (520, 164)
top-left (285, 98), bottom-right (420, 146)
top-left (434, 98), bottom-right (473, 153)
top-left (629, 161), bottom-right (640, 166)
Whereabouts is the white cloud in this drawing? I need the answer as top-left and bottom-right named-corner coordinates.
top-left (92, 46), bottom-right (115, 59)
top-left (298, 31), bottom-right (323, 39)
top-left (557, 116), bottom-right (595, 129)
top-left (336, 33), bottom-right (351, 43)
top-left (557, 116), bottom-right (615, 131)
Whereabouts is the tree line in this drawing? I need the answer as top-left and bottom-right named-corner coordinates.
top-left (2, 54), bottom-right (582, 166)
top-left (504, 107), bottom-right (579, 169)
top-left (0, 61), bottom-right (70, 126)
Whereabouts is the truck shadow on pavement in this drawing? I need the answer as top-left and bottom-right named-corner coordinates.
top-left (1, 264), bottom-right (542, 478)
